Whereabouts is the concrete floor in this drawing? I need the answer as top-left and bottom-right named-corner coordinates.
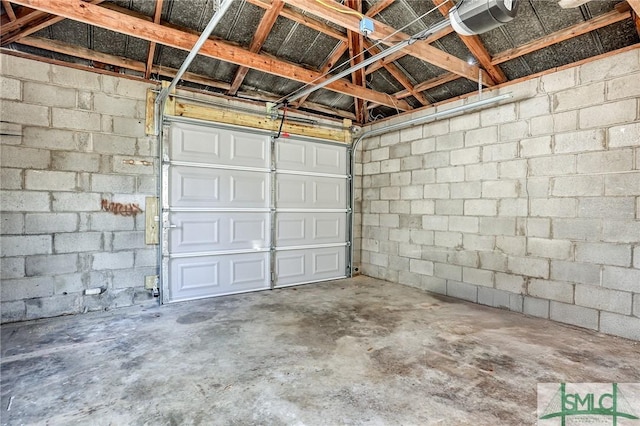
top-left (1, 276), bottom-right (639, 425)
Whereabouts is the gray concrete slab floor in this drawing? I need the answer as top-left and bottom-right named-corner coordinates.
top-left (1, 276), bottom-right (639, 425)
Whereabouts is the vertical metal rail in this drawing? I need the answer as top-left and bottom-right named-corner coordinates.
top-left (345, 145), bottom-right (353, 277)
top-left (269, 136), bottom-right (278, 289)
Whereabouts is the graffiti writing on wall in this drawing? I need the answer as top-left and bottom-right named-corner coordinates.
top-left (101, 199), bottom-right (143, 217)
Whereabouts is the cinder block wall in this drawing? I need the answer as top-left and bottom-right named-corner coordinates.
top-left (356, 48), bottom-right (640, 341)
top-left (1, 54), bottom-right (157, 322)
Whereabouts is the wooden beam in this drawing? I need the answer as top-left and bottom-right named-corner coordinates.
top-left (432, 0), bottom-right (505, 84)
top-left (2, 5), bottom-right (36, 27)
top-left (11, 0), bottom-right (411, 111)
top-left (283, 0), bottom-right (492, 85)
top-left (2, 0), bottom-right (17, 21)
top-left (174, 101), bottom-right (350, 143)
top-left (346, 0), bottom-right (366, 123)
top-left (144, 0), bottom-right (163, 80)
top-left (295, 0), bottom-right (393, 114)
top-left (17, 34), bottom-right (357, 120)
top-left (1, 0), bottom-right (104, 46)
top-left (364, 40), bottom-right (430, 106)
top-left (491, 8), bottom-right (631, 65)
top-left (364, 24), bottom-right (453, 75)
top-left (228, 0), bottom-right (284, 95)
top-left (246, 0), bottom-right (347, 42)
top-left (365, 0), bottom-right (394, 18)
top-left (367, 72), bottom-right (459, 109)
top-left (294, 42), bottom-right (349, 109)
top-left (0, 7), bottom-right (45, 34)
top-left (628, 0), bottom-right (640, 36)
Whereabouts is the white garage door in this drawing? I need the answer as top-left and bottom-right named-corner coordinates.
top-left (162, 120), bottom-right (349, 302)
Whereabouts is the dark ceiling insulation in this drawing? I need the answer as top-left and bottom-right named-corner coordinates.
top-left (1, 0), bottom-right (639, 124)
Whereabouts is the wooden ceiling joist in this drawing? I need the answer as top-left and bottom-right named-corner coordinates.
top-left (1, 0), bottom-right (105, 46)
top-left (491, 8), bottom-right (632, 65)
top-left (10, 0), bottom-right (411, 112)
top-left (144, 0), bottom-right (163, 80)
top-left (11, 35), bottom-right (356, 120)
top-left (1, 0), bottom-right (17, 21)
top-left (366, 72), bottom-right (459, 110)
top-left (283, 0), bottom-right (494, 86)
top-left (292, 0), bottom-right (394, 112)
top-left (346, 0), bottom-right (366, 123)
top-left (293, 42), bottom-right (348, 109)
top-left (228, 0), bottom-right (284, 96)
top-left (245, 0), bottom-right (347, 42)
top-left (627, 0), bottom-right (640, 36)
top-left (364, 22), bottom-right (454, 76)
top-left (364, 40), bottom-right (430, 106)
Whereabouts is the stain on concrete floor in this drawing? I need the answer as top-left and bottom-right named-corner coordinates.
top-left (1, 276), bottom-right (639, 425)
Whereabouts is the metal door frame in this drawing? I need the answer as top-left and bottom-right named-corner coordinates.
top-left (159, 116), bottom-right (353, 303)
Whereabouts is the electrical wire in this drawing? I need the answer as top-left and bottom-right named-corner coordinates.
top-left (314, 0), bottom-right (363, 18)
top-left (277, 0), bottom-right (452, 104)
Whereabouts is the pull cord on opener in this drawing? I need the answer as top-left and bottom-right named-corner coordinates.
top-left (275, 102), bottom-right (288, 139)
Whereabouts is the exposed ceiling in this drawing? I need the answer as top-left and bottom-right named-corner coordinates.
top-left (2, 0), bottom-right (639, 124)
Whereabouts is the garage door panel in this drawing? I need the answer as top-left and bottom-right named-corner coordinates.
top-left (230, 175), bottom-right (268, 204)
top-left (229, 133), bottom-right (270, 167)
top-left (170, 212), bottom-right (269, 253)
top-left (276, 212), bottom-right (345, 246)
top-left (275, 246), bottom-right (346, 287)
top-left (166, 120), bottom-right (350, 302)
top-left (170, 124), bottom-right (221, 164)
top-left (170, 166), bottom-right (269, 208)
top-left (170, 253), bottom-right (270, 301)
top-left (171, 123), bottom-right (269, 168)
top-left (276, 139), bottom-right (346, 174)
top-left (276, 175), bottom-right (346, 209)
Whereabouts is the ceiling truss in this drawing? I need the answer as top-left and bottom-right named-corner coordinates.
top-left (1, 0), bottom-right (638, 124)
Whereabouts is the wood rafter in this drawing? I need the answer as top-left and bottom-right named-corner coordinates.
top-left (293, 0), bottom-right (394, 114)
top-left (1, 0), bottom-right (105, 46)
top-left (11, 0), bottom-right (410, 111)
top-left (2, 0), bottom-right (17, 21)
top-left (627, 0), bottom-right (640, 36)
top-left (346, 0), bottom-right (366, 123)
top-left (364, 0), bottom-right (394, 18)
top-left (144, 0), bottom-right (163, 80)
top-left (0, 5), bottom-right (44, 34)
top-left (364, 40), bottom-right (430, 106)
top-left (367, 72), bottom-right (459, 109)
top-left (283, 0), bottom-right (493, 86)
top-left (491, 8), bottom-right (632, 65)
top-left (246, 0), bottom-right (346, 42)
top-left (363, 22), bottom-right (454, 76)
top-left (293, 43), bottom-right (349, 109)
top-left (228, 0), bottom-right (284, 95)
top-left (432, 0), bottom-right (507, 84)
top-left (12, 36), bottom-right (356, 120)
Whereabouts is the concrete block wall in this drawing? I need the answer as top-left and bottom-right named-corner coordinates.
top-left (356, 48), bottom-right (640, 341)
top-left (1, 54), bottom-right (157, 322)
